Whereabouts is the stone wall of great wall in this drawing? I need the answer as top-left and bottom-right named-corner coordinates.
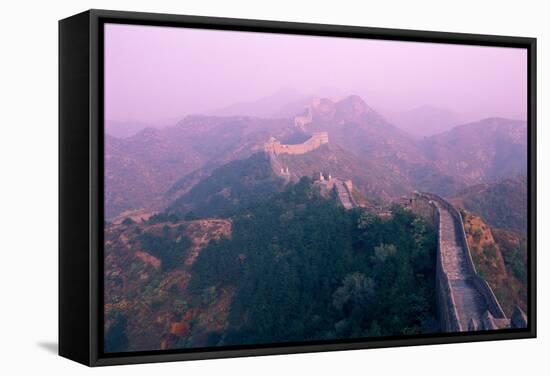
top-left (313, 173), bottom-right (357, 210)
top-left (264, 132), bottom-right (329, 155)
top-left (409, 192), bottom-right (527, 332)
top-left (409, 194), bottom-right (462, 332)
top-left (265, 130), bottom-right (357, 208)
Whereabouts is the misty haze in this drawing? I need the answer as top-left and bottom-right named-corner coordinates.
top-left (103, 24), bottom-right (528, 353)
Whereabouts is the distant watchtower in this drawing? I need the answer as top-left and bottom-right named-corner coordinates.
top-left (294, 106), bottom-right (313, 129)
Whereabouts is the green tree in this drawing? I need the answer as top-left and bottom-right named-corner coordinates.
top-left (140, 232), bottom-right (191, 271)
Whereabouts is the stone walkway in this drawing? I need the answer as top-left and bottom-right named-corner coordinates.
top-left (437, 203), bottom-right (487, 330)
top-left (333, 179), bottom-right (354, 209)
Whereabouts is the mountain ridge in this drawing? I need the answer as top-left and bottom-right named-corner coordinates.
top-left (105, 94), bottom-right (528, 219)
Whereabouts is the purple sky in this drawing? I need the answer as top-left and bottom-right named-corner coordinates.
top-left (104, 23), bottom-right (527, 125)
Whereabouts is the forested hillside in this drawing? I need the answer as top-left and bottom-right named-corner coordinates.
top-left (168, 152), bottom-right (286, 218)
top-left (451, 176), bottom-right (527, 233)
top-left (189, 178), bottom-right (439, 346)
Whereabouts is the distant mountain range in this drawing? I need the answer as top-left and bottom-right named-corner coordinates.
top-left (105, 120), bottom-right (153, 138)
top-left (207, 88), bottom-right (310, 118)
top-left (384, 105), bottom-right (466, 139)
top-left (105, 95), bottom-right (527, 220)
top-left (105, 115), bottom-right (293, 218)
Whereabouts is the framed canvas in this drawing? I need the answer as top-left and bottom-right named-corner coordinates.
top-left (59, 9), bottom-right (536, 366)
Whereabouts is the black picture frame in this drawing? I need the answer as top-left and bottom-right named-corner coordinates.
top-left (59, 9), bottom-right (537, 367)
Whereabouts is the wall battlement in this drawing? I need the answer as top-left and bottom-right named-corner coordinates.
top-left (264, 132), bottom-right (329, 155)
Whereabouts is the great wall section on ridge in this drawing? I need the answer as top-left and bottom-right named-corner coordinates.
top-left (264, 131), bottom-right (358, 210)
top-left (409, 192), bottom-right (528, 331)
top-left (264, 132), bottom-right (329, 155)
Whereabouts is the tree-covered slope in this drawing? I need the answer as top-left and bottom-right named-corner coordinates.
top-left (168, 152), bottom-right (286, 218)
top-left (450, 176), bottom-right (527, 234)
top-left (189, 178), bottom-right (439, 346)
